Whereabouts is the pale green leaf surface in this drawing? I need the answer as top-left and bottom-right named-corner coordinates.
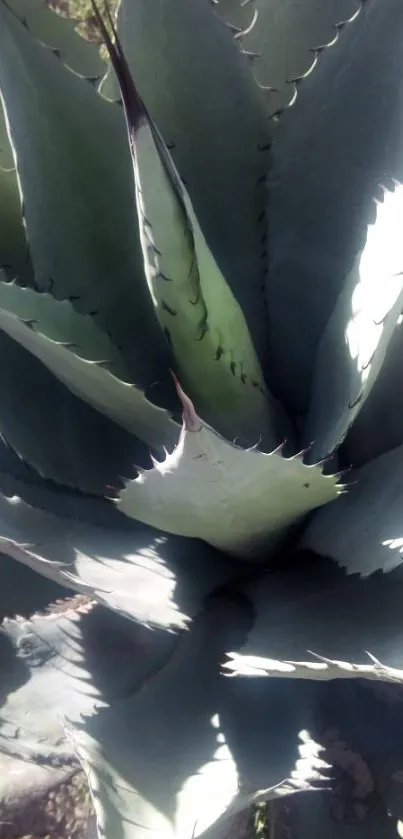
top-left (0, 0), bottom-right (170, 386)
top-left (100, 0), bottom-right (272, 367)
top-left (304, 184), bottom-right (403, 461)
top-left (118, 402), bottom-right (340, 559)
top-left (0, 281), bottom-right (178, 449)
top-left (127, 111), bottom-right (280, 447)
top-left (0, 492), bottom-right (240, 629)
top-left (264, 0), bottom-right (403, 418)
top-left (217, 0), bottom-right (358, 114)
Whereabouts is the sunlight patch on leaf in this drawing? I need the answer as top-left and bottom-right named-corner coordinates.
top-left (118, 385), bottom-right (341, 559)
top-left (305, 183), bottom-right (403, 460)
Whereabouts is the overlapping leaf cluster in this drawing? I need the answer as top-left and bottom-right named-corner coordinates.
top-left (1, 1), bottom-right (403, 837)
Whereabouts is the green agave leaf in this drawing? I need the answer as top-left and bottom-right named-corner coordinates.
top-left (340, 322), bottom-right (403, 468)
top-left (264, 0), bottom-right (403, 418)
top-left (0, 88), bottom-right (13, 170)
top-left (69, 600), bottom-right (326, 839)
top-left (285, 782), bottom-right (397, 839)
top-left (0, 552), bottom-right (73, 620)
top-left (0, 429), bottom-right (139, 519)
top-left (304, 184), bottom-right (403, 461)
top-left (0, 492), bottom-right (241, 629)
top-left (0, 601), bottom-right (175, 814)
top-left (225, 547), bottom-right (403, 683)
top-left (0, 166), bottom-right (33, 281)
top-left (0, 327), bottom-right (155, 495)
top-left (302, 443), bottom-right (403, 577)
top-left (0, 0), bottom-right (171, 388)
top-left (0, 281), bottom-right (178, 449)
top-left (272, 679), bottom-right (403, 839)
top-left (99, 0), bottom-right (272, 368)
top-left (3, 0), bottom-right (103, 76)
top-left (118, 382), bottom-right (340, 559)
top-left (96, 10), bottom-right (281, 448)
top-left (217, 0), bottom-right (358, 115)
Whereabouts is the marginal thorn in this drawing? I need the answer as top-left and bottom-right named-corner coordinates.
top-left (170, 370), bottom-right (202, 432)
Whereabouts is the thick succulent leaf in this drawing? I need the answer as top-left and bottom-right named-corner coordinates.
top-left (0, 430), bottom-right (138, 520)
top-left (340, 322), bottom-right (403, 468)
top-left (0, 0), bottom-right (171, 387)
top-left (302, 443), bottom-right (403, 577)
top-left (225, 549), bottom-right (403, 683)
top-left (217, 677), bottom-right (330, 803)
top-left (217, 0), bottom-right (358, 114)
top-left (282, 679), bottom-right (403, 839)
top-left (0, 492), bottom-right (241, 629)
top-left (70, 599), bottom-right (327, 839)
top-left (264, 0), bottom-right (403, 418)
top-left (96, 14), bottom-right (281, 449)
top-left (0, 281), bottom-right (178, 449)
top-left (0, 328), bottom-right (154, 495)
top-left (0, 601), bottom-right (176, 812)
top-left (304, 184), bottom-right (403, 461)
top-left (0, 0), bottom-right (105, 264)
top-left (99, 0), bottom-right (272, 368)
top-left (0, 552), bottom-right (73, 620)
top-left (0, 167), bottom-right (33, 282)
top-left (7, 0), bottom-right (104, 76)
top-left (118, 384), bottom-right (340, 559)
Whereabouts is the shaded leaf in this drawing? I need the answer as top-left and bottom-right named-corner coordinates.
top-left (264, 0), bottom-right (403, 418)
top-left (302, 443), bottom-right (403, 577)
top-left (0, 328), bottom-right (150, 494)
top-left (70, 598), bottom-right (327, 839)
top-left (340, 322), bottom-right (403, 468)
top-left (0, 282), bottom-right (178, 449)
top-left (0, 0), bottom-right (171, 387)
top-left (304, 183), bottom-right (403, 460)
top-left (0, 492), bottom-right (242, 629)
top-left (282, 679), bottom-right (403, 839)
top-left (0, 601), bottom-right (176, 812)
top-left (0, 551), bottom-right (73, 621)
top-left (225, 550), bottom-right (403, 683)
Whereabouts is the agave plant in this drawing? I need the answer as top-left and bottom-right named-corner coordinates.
top-left (1, 0), bottom-right (403, 835)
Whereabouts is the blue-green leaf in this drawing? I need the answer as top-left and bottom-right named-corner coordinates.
top-left (264, 0), bottom-right (403, 419)
top-left (0, 282), bottom-right (179, 449)
top-left (0, 600), bottom-right (175, 814)
top-left (0, 0), bottom-right (170, 387)
top-left (0, 491), bottom-right (241, 629)
top-left (304, 183), bottom-right (403, 460)
top-left (69, 599), bottom-right (327, 839)
top-left (226, 548), bottom-right (403, 683)
top-left (217, 0), bottom-right (358, 114)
